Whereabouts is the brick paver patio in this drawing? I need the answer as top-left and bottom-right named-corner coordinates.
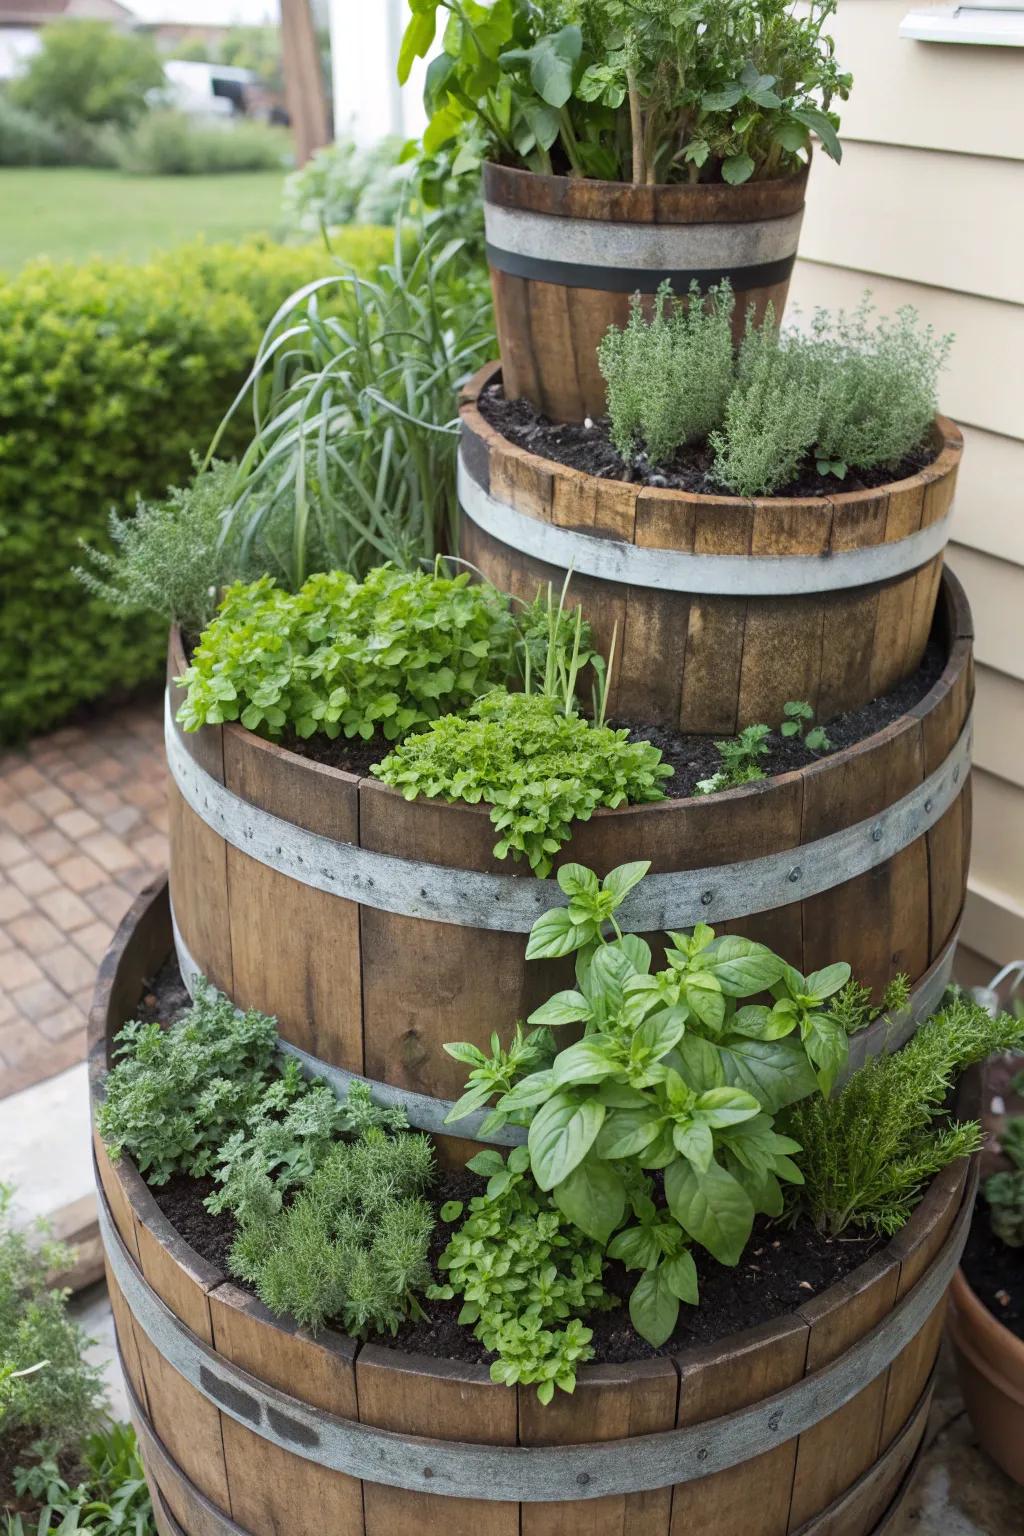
top-left (0, 698), bottom-right (167, 1099)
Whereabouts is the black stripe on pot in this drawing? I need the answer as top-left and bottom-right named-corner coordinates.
top-left (97, 1174), bottom-right (974, 1503)
top-left (485, 244), bottom-right (797, 294)
top-left (164, 692), bottom-right (972, 935)
top-left (168, 900), bottom-right (959, 1142)
top-left (124, 1356), bottom-right (934, 1535)
top-left (457, 450), bottom-right (956, 597)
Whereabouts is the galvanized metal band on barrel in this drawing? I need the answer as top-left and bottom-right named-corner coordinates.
top-left (169, 904), bottom-right (958, 1146)
top-left (124, 1361), bottom-right (934, 1536)
top-left (484, 202), bottom-right (803, 293)
top-left (164, 693), bottom-right (972, 935)
top-left (98, 1179), bottom-right (972, 1502)
top-left (458, 451), bottom-right (955, 597)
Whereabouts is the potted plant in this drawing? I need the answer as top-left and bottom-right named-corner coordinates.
top-left (401, 0), bottom-right (852, 419)
top-left (948, 1055), bottom-right (1024, 1485)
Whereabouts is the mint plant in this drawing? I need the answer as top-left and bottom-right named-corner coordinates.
top-left (373, 690), bottom-right (672, 877)
top-left (444, 861), bottom-right (854, 1344)
top-left (176, 563), bottom-right (520, 741)
top-left (428, 1146), bottom-right (614, 1403)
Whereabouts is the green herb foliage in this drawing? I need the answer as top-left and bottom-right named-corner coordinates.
top-left (445, 861), bottom-right (854, 1344)
top-left (599, 295), bottom-right (950, 495)
top-left (779, 700), bottom-right (831, 753)
top-left (74, 459), bottom-right (240, 636)
top-left (429, 1147), bottom-right (614, 1402)
top-left (4, 1426), bottom-right (153, 1536)
top-left (96, 983), bottom-right (280, 1184)
top-left (402, 0), bottom-right (850, 186)
top-left (228, 1129), bottom-right (436, 1336)
top-left (599, 282), bottom-right (735, 465)
top-left (826, 973), bottom-right (911, 1037)
top-left (695, 723), bottom-right (771, 796)
top-left (373, 690), bottom-right (672, 877)
top-left (785, 997), bottom-right (1024, 1237)
top-left (176, 564), bottom-right (519, 741)
top-left (984, 1116), bottom-right (1024, 1249)
top-left (0, 1188), bottom-right (105, 1452)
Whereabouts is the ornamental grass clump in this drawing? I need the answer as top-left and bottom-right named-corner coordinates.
top-left (785, 995), bottom-right (1024, 1237)
top-left (176, 564), bottom-right (520, 741)
top-left (373, 689), bottom-right (673, 877)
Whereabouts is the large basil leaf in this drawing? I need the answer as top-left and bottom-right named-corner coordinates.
top-left (692, 1086), bottom-right (762, 1128)
top-left (552, 1157), bottom-right (625, 1244)
top-left (602, 861), bottom-right (650, 906)
top-left (635, 1005), bottom-right (688, 1061)
top-left (526, 907), bottom-right (582, 960)
top-left (528, 990), bottom-right (592, 1027)
top-left (528, 1091), bottom-right (605, 1190)
top-left (608, 1223), bottom-right (662, 1270)
top-left (804, 963), bottom-right (852, 1002)
top-left (668, 1035), bottom-right (725, 1092)
top-left (802, 1012), bottom-right (848, 1096)
top-left (499, 24), bottom-right (582, 109)
top-left (705, 936), bottom-right (786, 996)
top-left (552, 1035), bottom-right (619, 1087)
top-left (629, 1265), bottom-right (679, 1347)
top-left (717, 1037), bottom-right (817, 1112)
top-left (664, 1249), bottom-right (699, 1304)
top-left (595, 1106), bottom-right (662, 1159)
top-left (731, 1001), bottom-right (798, 1041)
top-left (665, 1156), bottom-right (755, 1266)
top-left (684, 972), bottom-right (726, 1031)
top-left (672, 1120), bottom-right (714, 1171)
top-left (496, 1069), bottom-right (556, 1113)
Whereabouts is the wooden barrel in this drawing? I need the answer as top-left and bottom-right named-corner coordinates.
top-left (484, 161), bottom-right (810, 423)
top-left (164, 569), bottom-right (973, 1141)
top-left (459, 362), bottom-right (963, 731)
top-left (91, 881), bottom-right (976, 1536)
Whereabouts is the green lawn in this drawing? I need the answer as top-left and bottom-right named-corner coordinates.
top-left (0, 167), bottom-right (286, 271)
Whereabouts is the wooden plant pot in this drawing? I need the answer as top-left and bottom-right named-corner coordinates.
top-left (459, 363), bottom-right (963, 732)
top-left (484, 161), bottom-right (810, 423)
top-left (947, 1268), bottom-right (1024, 1484)
top-left (91, 882), bottom-right (977, 1536)
top-left (164, 571), bottom-right (972, 1152)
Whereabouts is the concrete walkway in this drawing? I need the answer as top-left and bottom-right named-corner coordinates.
top-left (0, 697), bottom-right (166, 1099)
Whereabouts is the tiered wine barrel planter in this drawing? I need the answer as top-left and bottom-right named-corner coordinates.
top-left (484, 161), bottom-right (811, 422)
top-left (92, 881), bottom-right (978, 1536)
top-left (459, 363), bottom-right (964, 731)
top-left (164, 570), bottom-right (973, 1149)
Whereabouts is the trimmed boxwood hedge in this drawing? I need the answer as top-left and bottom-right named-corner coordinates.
top-left (0, 228), bottom-right (394, 743)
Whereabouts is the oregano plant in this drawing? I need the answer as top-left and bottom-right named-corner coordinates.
top-left (444, 861), bottom-right (853, 1347)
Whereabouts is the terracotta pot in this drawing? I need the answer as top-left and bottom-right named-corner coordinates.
top-left (948, 1266), bottom-right (1024, 1484)
top-left (483, 159), bottom-right (810, 422)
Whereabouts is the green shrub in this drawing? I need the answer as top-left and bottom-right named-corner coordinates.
top-left (374, 690), bottom-right (673, 877)
top-left (4, 1425), bottom-right (153, 1536)
top-left (229, 1128), bottom-right (436, 1336)
top-left (281, 134), bottom-right (409, 232)
top-left (0, 232), bottom-right (391, 743)
top-left (176, 565), bottom-right (522, 741)
top-left (599, 282), bottom-right (736, 465)
top-left (984, 1116), bottom-right (1024, 1249)
top-left (11, 21), bottom-right (164, 134)
top-left (784, 996), bottom-right (1024, 1236)
top-left (117, 112), bottom-right (289, 176)
top-left (0, 1187), bottom-right (105, 1452)
top-left (0, 95), bottom-right (67, 167)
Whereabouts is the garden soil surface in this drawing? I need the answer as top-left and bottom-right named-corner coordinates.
top-left (140, 949), bottom-right (883, 1367)
top-left (960, 1205), bottom-right (1024, 1343)
top-left (478, 380), bottom-right (939, 498)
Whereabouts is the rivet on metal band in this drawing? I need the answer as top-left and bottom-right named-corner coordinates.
top-left (458, 451), bottom-right (954, 598)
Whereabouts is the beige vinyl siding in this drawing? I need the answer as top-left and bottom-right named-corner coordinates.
top-left (801, 0), bottom-right (1024, 159)
top-left (788, 6), bottom-right (1024, 966)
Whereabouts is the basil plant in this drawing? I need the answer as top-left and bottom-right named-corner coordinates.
top-left (445, 861), bottom-right (852, 1347)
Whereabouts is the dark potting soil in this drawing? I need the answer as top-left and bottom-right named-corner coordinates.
top-left (133, 955), bottom-right (192, 1026)
top-left (273, 638), bottom-right (945, 801)
top-left (628, 637), bottom-right (945, 799)
top-left (478, 381), bottom-right (938, 498)
top-left (960, 1203), bottom-right (1024, 1343)
top-left (145, 1155), bottom-right (878, 1368)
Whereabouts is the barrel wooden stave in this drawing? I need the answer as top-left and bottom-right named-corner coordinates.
top-left (91, 889), bottom-right (968, 1536)
top-left (483, 162), bottom-right (809, 423)
top-left (167, 572), bottom-right (972, 1107)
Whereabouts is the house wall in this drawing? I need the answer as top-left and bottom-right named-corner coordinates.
top-left (787, 0), bottom-right (1024, 981)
